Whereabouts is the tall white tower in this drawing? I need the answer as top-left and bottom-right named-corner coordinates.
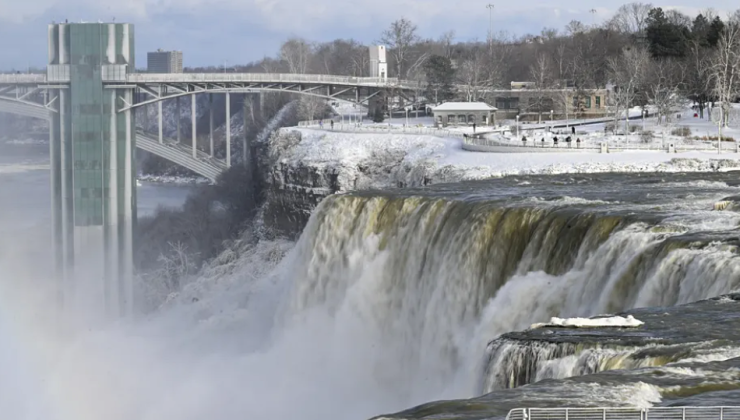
top-left (369, 45), bottom-right (387, 80)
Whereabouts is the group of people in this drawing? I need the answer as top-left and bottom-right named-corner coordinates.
top-left (318, 119), bottom-right (335, 129)
top-left (521, 135), bottom-right (582, 147)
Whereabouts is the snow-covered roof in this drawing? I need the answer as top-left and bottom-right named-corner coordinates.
top-left (432, 102), bottom-right (497, 112)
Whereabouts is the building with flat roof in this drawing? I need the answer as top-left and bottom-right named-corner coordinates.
top-left (147, 49), bottom-right (183, 73)
top-left (432, 102), bottom-right (498, 127)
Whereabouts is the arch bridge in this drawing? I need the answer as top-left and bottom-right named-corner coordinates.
top-left (0, 72), bottom-right (421, 181)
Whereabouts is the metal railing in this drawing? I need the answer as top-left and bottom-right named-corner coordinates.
top-left (507, 407), bottom-right (740, 420)
top-left (127, 72), bottom-right (423, 88)
top-left (464, 135), bottom-right (727, 153)
top-left (0, 74), bottom-right (46, 84)
top-left (0, 72), bottom-right (425, 89)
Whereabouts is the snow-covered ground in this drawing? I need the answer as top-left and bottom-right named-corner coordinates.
top-left (137, 174), bottom-right (211, 185)
top-left (280, 128), bottom-right (740, 189)
top-left (284, 104), bottom-right (740, 187)
top-left (327, 104), bottom-right (740, 145)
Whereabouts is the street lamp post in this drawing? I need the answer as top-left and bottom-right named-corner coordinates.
top-left (516, 115), bottom-right (520, 138)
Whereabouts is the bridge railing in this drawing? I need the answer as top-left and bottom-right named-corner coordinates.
top-left (127, 72), bottom-right (423, 88)
top-left (0, 74), bottom-right (46, 84)
top-left (506, 407), bottom-right (740, 420)
top-left (465, 133), bottom-right (729, 152)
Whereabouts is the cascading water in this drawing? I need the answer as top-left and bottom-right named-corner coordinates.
top-left (269, 177), bottom-right (740, 415)
top-left (4, 173), bottom-right (740, 420)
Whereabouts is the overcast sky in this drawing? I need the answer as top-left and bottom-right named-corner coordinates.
top-left (0, 0), bottom-right (738, 70)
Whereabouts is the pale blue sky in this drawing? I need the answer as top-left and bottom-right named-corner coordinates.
top-left (0, 0), bottom-right (737, 70)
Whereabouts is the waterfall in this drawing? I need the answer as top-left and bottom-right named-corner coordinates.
top-left (275, 193), bottom-right (740, 403)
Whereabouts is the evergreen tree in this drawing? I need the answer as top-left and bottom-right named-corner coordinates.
top-left (423, 55), bottom-right (456, 103)
top-left (707, 17), bottom-right (725, 48)
top-left (691, 14), bottom-right (710, 47)
top-left (645, 7), bottom-right (691, 58)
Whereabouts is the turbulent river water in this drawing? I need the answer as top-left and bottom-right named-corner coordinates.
top-left (2, 143), bottom-right (740, 420)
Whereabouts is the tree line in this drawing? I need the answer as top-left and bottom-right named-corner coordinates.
top-left (184, 3), bottom-right (740, 128)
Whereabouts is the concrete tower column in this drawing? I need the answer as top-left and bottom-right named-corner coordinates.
top-left (191, 94), bottom-right (197, 159)
top-left (225, 91), bottom-right (231, 167)
top-left (243, 94), bottom-right (248, 166)
top-left (176, 96), bottom-right (181, 143)
top-left (158, 99), bottom-right (163, 144)
top-left (209, 93), bottom-right (214, 157)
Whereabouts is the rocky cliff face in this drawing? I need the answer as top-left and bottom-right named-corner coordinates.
top-left (260, 130), bottom-right (337, 237)
top-left (259, 128), bottom-right (442, 237)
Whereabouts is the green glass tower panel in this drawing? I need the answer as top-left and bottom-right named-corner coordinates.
top-left (69, 23), bottom-right (106, 227)
top-left (63, 23), bottom-right (135, 228)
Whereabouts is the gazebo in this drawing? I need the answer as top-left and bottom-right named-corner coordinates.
top-left (431, 102), bottom-right (497, 127)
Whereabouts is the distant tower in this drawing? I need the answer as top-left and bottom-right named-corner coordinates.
top-left (369, 46), bottom-right (387, 80)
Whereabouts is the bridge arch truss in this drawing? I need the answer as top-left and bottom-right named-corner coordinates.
top-left (0, 91), bottom-right (226, 181)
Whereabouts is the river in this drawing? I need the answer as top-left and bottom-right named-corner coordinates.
top-left (1, 142), bottom-right (739, 420)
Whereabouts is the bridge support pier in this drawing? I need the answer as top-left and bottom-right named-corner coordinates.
top-left (209, 93), bottom-right (214, 157)
top-left (247, 93), bottom-right (253, 166)
top-left (50, 89), bottom-right (73, 303)
top-left (191, 93), bottom-right (197, 159)
top-left (158, 100), bottom-right (163, 144)
top-left (176, 96), bottom-right (181, 143)
top-left (225, 91), bottom-right (231, 167)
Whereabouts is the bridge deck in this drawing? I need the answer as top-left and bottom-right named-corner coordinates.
top-left (127, 73), bottom-right (420, 88)
top-left (0, 72), bottom-right (422, 89)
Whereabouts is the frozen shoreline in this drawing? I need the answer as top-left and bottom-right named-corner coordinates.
top-left (137, 174), bottom-right (210, 185)
top-left (278, 128), bottom-right (740, 191)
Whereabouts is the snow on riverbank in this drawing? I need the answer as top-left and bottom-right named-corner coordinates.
top-left (277, 128), bottom-right (740, 189)
top-left (138, 174), bottom-right (211, 185)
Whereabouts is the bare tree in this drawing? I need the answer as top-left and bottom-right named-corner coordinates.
top-left (351, 47), bottom-right (370, 77)
top-left (566, 20), bottom-right (587, 36)
top-left (480, 32), bottom-right (514, 101)
top-left (607, 2), bottom-right (653, 35)
top-left (644, 58), bottom-right (687, 124)
top-left (528, 54), bottom-right (555, 122)
top-left (156, 241), bottom-right (198, 291)
top-left (685, 40), bottom-right (713, 119)
top-left (439, 30), bottom-right (456, 59)
top-left (312, 39), bottom-right (369, 76)
top-left (379, 18), bottom-right (420, 79)
top-left (297, 95), bottom-right (327, 121)
top-left (708, 14), bottom-right (740, 142)
top-left (608, 46), bottom-right (651, 133)
top-left (280, 37), bottom-right (313, 74)
top-left (453, 47), bottom-right (487, 102)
